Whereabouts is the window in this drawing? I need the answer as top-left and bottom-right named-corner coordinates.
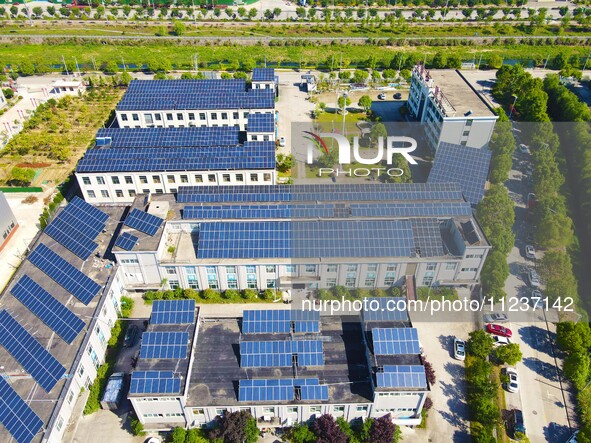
top-left (222, 174), bottom-right (231, 183)
top-left (461, 267), bottom-right (478, 272)
top-left (247, 274), bottom-right (257, 289)
top-left (177, 113), bottom-right (183, 120)
top-left (121, 114), bottom-right (128, 121)
top-left (188, 113), bottom-right (195, 120)
top-left (246, 266), bottom-right (256, 273)
top-left (144, 114), bottom-right (153, 125)
top-left (169, 280), bottom-right (180, 289)
top-left (365, 272), bottom-right (376, 287)
top-left (367, 264), bottom-right (378, 271)
top-left (236, 173), bottom-right (244, 182)
top-left (139, 176), bottom-right (148, 184)
top-left (56, 416), bottom-right (64, 432)
top-left (208, 174), bottom-right (216, 183)
top-left (95, 324), bottom-right (106, 347)
top-left (82, 177), bottom-right (91, 185)
top-left (165, 267), bottom-right (177, 275)
top-left (266, 279), bottom-right (276, 288)
top-left (334, 405), bottom-right (345, 413)
top-left (347, 264), bottom-right (358, 272)
top-left (129, 190), bottom-right (136, 197)
top-left (221, 112), bottom-right (228, 120)
top-left (132, 113), bottom-right (139, 121)
top-left (180, 175), bottom-right (188, 183)
top-left (345, 273), bottom-right (356, 288)
top-left (422, 276), bottom-right (434, 286)
top-left (250, 173), bottom-right (259, 182)
top-left (78, 365), bottom-right (85, 378)
top-left (167, 175), bottom-right (176, 184)
top-left (155, 189), bottom-right (163, 194)
top-left (166, 113), bottom-right (173, 121)
top-left (326, 264), bottom-right (337, 273)
top-left (211, 113), bottom-right (218, 120)
top-left (67, 390), bottom-right (75, 404)
top-left (100, 190), bottom-right (109, 198)
top-left (426, 263), bottom-right (437, 271)
top-left (286, 265), bottom-right (296, 273)
top-left (216, 409), bottom-right (227, 416)
top-left (466, 254), bottom-right (482, 259)
top-left (310, 406), bottom-right (321, 413)
top-left (243, 112), bottom-right (248, 119)
top-left (153, 175), bottom-right (161, 184)
top-left (466, 120), bottom-right (473, 126)
top-left (326, 278), bottom-right (337, 288)
top-left (384, 272), bottom-right (396, 286)
top-left (305, 265), bottom-right (316, 273)
top-left (87, 190), bottom-right (96, 199)
top-left (287, 406), bottom-right (298, 414)
top-left (233, 112), bottom-right (239, 119)
top-left (195, 174), bottom-right (203, 183)
top-left (262, 407), bottom-right (274, 414)
top-left (386, 264), bottom-right (397, 271)
top-left (263, 173), bottom-right (272, 182)
top-left (199, 113), bottom-right (206, 120)
top-left (446, 263), bottom-right (457, 271)
top-left (356, 405), bottom-right (369, 412)
top-left (155, 114), bottom-right (162, 121)
top-left (193, 408), bottom-right (205, 415)
top-left (87, 345), bottom-right (100, 369)
top-left (115, 190), bottom-right (123, 198)
top-left (124, 176), bottom-right (133, 184)
top-left (266, 265), bottom-right (276, 273)
top-left (96, 176), bottom-right (105, 185)
top-left (462, 130), bottom-right (470, 137)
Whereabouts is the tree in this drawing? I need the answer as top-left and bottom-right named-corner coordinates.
top-left (467, 329), bottom-right (494, 359)
top-left (431, 52), bottom-right (447, 69)
top-left (10, 5), bottom-right (18, 16)
top-left (276, 153), bottom-right (294, 172)
top-left (481, 250), bottom-right (510, 302)
top-left (46, 6), bottom-right (56, 16)
top-left (248, 7), bottom-right (257, 19)
top-left (352, 69), bottom-right (369, 84)
top-left (237, 6), bottom-right (247, 17)
top-left (337, 95), bottom-right (352, 111)
top-left (185, 429), bottom-right (208, 443)
top-left (370, 123), bottom-right (387, 142)
top-left (241, 59), bottom-right (256, 72)
top-left (312, 414), bottom-right (348, 443)
top-left (284, 423), bottom-right (315, 443)
top-left (487, 54), bottom-right (503, 69)
top-left (538, 251), bottom-right (578, 304)
top-left (3, 88), bottom-right (14, 99)
top-left (556, 322), bottom-right (591, 355)
top-left (494, 343), bottom-right (523, 365)
top-left (424, 360), bottom-right (436, 385)
top-left (32, 6), bottom-right (43, 17)
top-left (102, 60), bottom-right (119, 74)
top-left (368, 414), bottom-right (398, 443)
top-left (9, 167), bottom-right (35, 186)
top-left (19, 60), bottom-right (36, 76)
top-left (563, 351), bottom-right (590, 390)
top-left (535, 204), bottom-right (573, 248)
top-left (209, 410), bottom-right (258, 443)
top-left (172, 20), bottom-right (186, 36)
top-left (296, 6), bottom-right (306, 18)
top-left (358, 95), bottom-right (372, 112)
top-left (316, 146), bottom-right (339, 169)
top-left (170, 427), bottom-right (187, 443)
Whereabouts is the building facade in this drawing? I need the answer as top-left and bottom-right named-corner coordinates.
top-left (0, 192), bottom-right (18, 252)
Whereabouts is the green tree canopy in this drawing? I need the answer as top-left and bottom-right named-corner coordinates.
top-left (467, 329), bottom-right (494, 359)
top-left (494, 343), bottom-right (523, 365)
top-left (358, 95), bottom-right (372, 112)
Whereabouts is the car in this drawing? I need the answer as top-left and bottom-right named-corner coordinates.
top-left (527, 269), bottom-right (540, 288)
top-left (483, 313), bottom-right (509, 323)
top-left (506, 367), bottom-right (519, 393)
top-left (453, 338), bottom-right (465, 361)
top-left (394, 92), bottom-right (402, 99)
top-left (279, 137), bottom-right (286, 147)
top-left (527, 192), bottom-right (537, 210)
top-left (518, 143), bottom-right (531, 154)
top-left (123, 324), bottom-right (139, 348)
top-left (530, 289), bottom-right (542, 305)
top-left (566, 430), bottom-right (580, 443)
top-left (486, 323), bottom-right (513, 338)
top-left (493, 335), bottom-right (511, 347)
top-left (525, 244), bottom-right (536, 260)
top-left (511, 409), bottom-right (526, 439)
top-left (378, 93), bottom-right (386, 100)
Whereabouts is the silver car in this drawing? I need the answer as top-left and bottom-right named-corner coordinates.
top-left (454, 338), bottom-right (466, 361)
top-left (506, 367), bottom-right (519, 393)
top-left (525, 245), bottom-right (536, 260)
top-left (527, 269), bottom-right (540, 288)
top-left (484, 313), bottom-right (509, 323)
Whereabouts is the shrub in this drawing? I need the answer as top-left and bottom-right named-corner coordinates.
top-left (261, 289), bottom-right (275, 300)
top-left (242, 289), bottom-right (258, 300)
top-left (223, 289), bottom-right (240, 300)
top-left (120, 296), bottom-right (134, 318)
top-left (130, 418), bottom-right (145, 436)
top-left (201, 288), bottom-right (219, 300)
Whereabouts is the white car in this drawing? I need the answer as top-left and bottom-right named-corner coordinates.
top-left (506, 367), bottom-right (519, 393)
top-left (279, 137), bottom-right (286, 147)
top-left (493, 335), bottom-right (511, 347)
top-left (527, 269), bottom-right (540, 288)
top-left (518, 143), bottom-right (531, 154)
top-left (378, 93), bottom-right (386, 100)
top-left (525, 245), bottom-right (536, 260)
top-left (453, 338), bottom-right (466, 361)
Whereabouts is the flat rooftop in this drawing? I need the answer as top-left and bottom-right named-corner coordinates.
top-left (426, 70), bottom-right (496, 118)
top-left (187, 315), bottom-right (374, 407)
top-left (0, 204), bottom-right (125, 443)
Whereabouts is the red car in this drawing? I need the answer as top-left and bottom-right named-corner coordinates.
top-left (486, 324), bottom-right (512, 338)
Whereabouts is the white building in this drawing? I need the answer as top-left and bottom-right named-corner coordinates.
top-left (407, 64), bottom-right (498, 151)
top-left (0, 192), bottom-right (18, 252)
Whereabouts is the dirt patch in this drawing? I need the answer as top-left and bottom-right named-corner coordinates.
top-left (16, 162), bottom-right (51, 168)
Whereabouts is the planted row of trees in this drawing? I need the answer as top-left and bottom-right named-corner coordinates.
top-left (144, 287), bottom-right (280, 304)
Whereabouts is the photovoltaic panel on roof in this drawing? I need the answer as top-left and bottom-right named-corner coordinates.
top-left (362, 297), bottom-right (409, 322)
top-left (372, 328), bottom-right (420, 355)
top-left (11, 275), bottom-right (85, 344)
top-left (238, 377), bottom-right (325, 402)
top-left (75, 142), bottom-right (276, 174)
top-left (428, 142), bottom-right (492, 205)
top-left (0, 310), bottom-right (67, 392)
top-left (196, 220), bottom-right (415, 259)
top-left (411, 219), bottom-right (445, 258)
top-left (124, 208), bottom-right (164, 236)
top-left (300, 385), bottom-right (329, 401)
top-left (139, 332), bottom-right (189, 359)
top-left (96, 126), bottom-right (241, 149)
top-left (45, 220), bottom-right (97, 260)
top-left (0, 377), bottom-right (44, 443)
top-left (151, 300), bottom-right (196, 325)
top-left (183, 204), bottom-right (335, 220)
top-left (350, 202), bottom-right (473, 218)
top-left (252, 68), bottom-right (275, 82)
top-left (376, 365), bottom-right (427, 389)
top-left (27, 243), bottom-right (102, 305)
top-left (129, 371), bottom-right (182, 395)
top-left (242, 309), bottom-right (320, 334)
top-left (247, 113), bottom-right (275, 133)
top-left (240, 339), bottom-right (323, 368)
top-left (176, 183), bottom-right (465, 204)
top-left (115, 232), bottom-right (139, 251)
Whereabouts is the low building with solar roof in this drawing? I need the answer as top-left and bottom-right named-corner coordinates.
top-left (127, 298), bottom-right (429, 429)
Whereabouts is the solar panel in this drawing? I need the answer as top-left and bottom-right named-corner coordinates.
top-left (27, 243), bottom-right (102, 305)
top-left (252, 68), bottom-right (275, 82)
top-left (151, 300), bottom-right (196, 325)
top-left (372, 328), bottom-right (421, 355)
top-left (411, 219), bottom-right (445, 258)
top-left (238, 377), bottom-right (326, 402)
top-left (362, 297), bottom-right (409, 322)
top-left (0, 377), bottom-right (43, 443)
top-left (130, 371), bottom-right (182, 395)
top-left (11, 275), bottom-right (85, 344)
top-left (183, 204), bottom-right (335, 220)
top-left (240, 339), bottom-right (323, 368)
top-left (124, 208), bottom-right (164, 236)
top-left (115, 232), bottom-right (139, 251)
top-left (376, 365), bottom-right (427, 389)
top-left (300, 385), bottom-right (329, 401)
top-left (247, 113), bottom-right (275, 133)
top-left (0, 310), bottom-right (67, 392)
top-left (428, 142), bottom-right (492, 205)
top-left (242, 309), bottom-right (320, 334)
top-left (139, 332), bottom-right (189, 359)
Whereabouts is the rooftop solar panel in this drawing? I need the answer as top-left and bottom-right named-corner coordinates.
top-left (114, 232), bottom-right (139, 251)
top-left (300, 385), bottom-right (329, 401)
top-left (362, 297), bottom-right (409, 322)
top-left (242, 309), bottom-right (320, 334)
top-left (0, 310), bottom-right (67, 392)
top-left (372, 328), bottom-right (421, 355)
top-left (139, 332), bottom-right (189, 359)
top-left (151, 300), bottom-right (196, 325)
top-left (238, 377), bottom-right (326, 402)
top-left (45, 220), bottom-right (98, 260)
top-left (11, 275), bottom-right (85, 344)
top-left (411, 219), bottom-right (446, 257)
top-left (0, 377), bottom-right (44, 443)
top-left (124, 208), bottom-right (164, 236)
top-left (240, 339), bottom-right (323, 368)
top-left (428, 142), bottom-right (492, 205)
top-left (252, 68), bottom-right (275, 82)
top-left (27, 243), bottom-right (102, 305)
top-left (247, 113), bottom-right (275, 133)
top-left (376, 365), bottom-right (428, 389)
top-left (129, 371), bottom-right (182, 395)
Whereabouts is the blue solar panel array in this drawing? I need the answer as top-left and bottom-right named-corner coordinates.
top-left (372, 328), bottom-right (420, 355)
top-left (197, 220), bottom-right (415, 259)
top-left (76, 142), bottom-right (276, 174)
top-left (117, 79), bottom-right (275, 111)
top-left (247, 113), bottom-right (275, 133)
top-left (115, 232), bottom-right (139, 251)
top-left (428, 142), bottom-right (492, 205)
top-left (376, 365), bottom-right (427, 389)
top-left (10, 275), bottom-right (85, 344)
top-left (96, 126), bottom-right (240, 149)
top-left (130, 371), bottom-right (182, 395)
top-left (350, 202), bottom-right (473, 218)
top-left (151, 300), bottom-right (196, 325)
top-left (412, 219), bottom-right (445, 257)
top-left (139, 332), bottom-right (189, 359)
top-left (252, 68), bottom-right (275, 82)
top-left (239, 378), bottom-right (328, 402)
top-left (362, 297), bottom-right (409, 322)
top-left (0, 310), bottom-right (67, 392)
top-left (242, 309), bottom-right (320, 334)
top-left (44, 196), bottom-right (109, 260)
top-left (124, 208), bottom-right (164, 236)
top-left (177, 183), bottom-right (465, 204)
top-left (27, 243), bottom-right (102, 305)
top-left (0, 377), bottom-right (44, 443)
top-left (183, 204), bottom-right (334, 220)
top-left (240, 340), bottom-right (323, 368)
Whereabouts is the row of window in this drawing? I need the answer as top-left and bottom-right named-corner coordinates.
top-left (2, 220), bottom-right (16, 240)
top-left (144, 413), bottom-right (184, 418)
top-left (120, 111), bottom-right (251, 123)
top-left (202, 405), bottom-right (371, 417)
top-left (84, 172), bottom-right (272, 187)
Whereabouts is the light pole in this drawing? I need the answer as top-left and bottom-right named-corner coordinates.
top-left (341, 91), bottom-right (348, 136)
top-left (510, 94), bottom-right (518, 120)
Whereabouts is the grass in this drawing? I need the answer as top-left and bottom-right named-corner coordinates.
top-left (492, 364), bottom-right (509, 443)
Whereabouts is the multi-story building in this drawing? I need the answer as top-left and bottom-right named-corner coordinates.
top-left (407, 64), bottom-right (498, 151)
top-left (0, 192), bottom-right (18, 252)
top-left (128, 298), bottom-right (429, 429)
top-left (113, 183), bottom-right (491, 293)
